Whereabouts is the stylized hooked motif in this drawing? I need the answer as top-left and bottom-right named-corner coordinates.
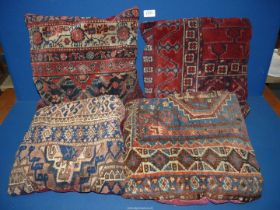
top-left (8, 95), bottom-right (126, 195)
top-left (122, 91), bottom-right (263, 201)
top-left (141, 18), bottom-right (251, 116)
top-left (25, 8), bottom-right (142, 107)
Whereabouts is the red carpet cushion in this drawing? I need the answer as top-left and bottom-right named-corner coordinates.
top-left (25, 8), bottom-right (141, 106)
top-left (8, 95), bottom-right (125, 195)
top-left (122, 91), bottom-right (263, 202)
top-left (141, 18), bottom-right (251, 116)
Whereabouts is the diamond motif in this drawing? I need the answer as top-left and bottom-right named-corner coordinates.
top-left (203, 149), bottom-right (220, 169)
top-left (126, 150), bottom-right (142, 172)
top-left (247, 152), bottom-right (259, 170)
top-left (227, 149), bottom-right (243, 171)
top-left (178, 149), bottom-right (195, 169)
top-left (150, 151), bottom-right (169, 170)
top-left (158, 177), bottom-right (170, 192)
top-left (222, 176), bottom-right (232, 191)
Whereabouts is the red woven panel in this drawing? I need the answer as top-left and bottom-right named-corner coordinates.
top-left (141, 18), bottom-right (251, 116)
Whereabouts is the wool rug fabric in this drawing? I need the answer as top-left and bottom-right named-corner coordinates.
top-left (25, 8), bottom-right (142, 107)
top-left (122, 91), bottom-right (263, 202)
top-left (8, 95), bottom-right (126, 195)
top-left (141, 18), bottom-right (251, 116)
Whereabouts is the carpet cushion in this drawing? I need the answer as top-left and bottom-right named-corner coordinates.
top-left (122, 91), bottom-right (263, 202)
top-left (141, 18), bottom-right (251, 116)
top-left (8, 95), bottom-right (125, 195)
top-left (25, 7), bottom-right (142, 106)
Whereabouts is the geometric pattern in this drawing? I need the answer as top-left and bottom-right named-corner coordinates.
top-left (8, 95), bottom-right (125, 195)
top-left (122, 91), bottom-right (263, 202)
top-left (25, 8), bottom-right (142, 107)
top-left (141, 18), bottom-right (251, 116)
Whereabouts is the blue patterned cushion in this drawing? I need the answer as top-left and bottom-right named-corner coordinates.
top-left (122, 91), bottom-right (263, 202)
top-left (8, 95), bottom-right (125, 195)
